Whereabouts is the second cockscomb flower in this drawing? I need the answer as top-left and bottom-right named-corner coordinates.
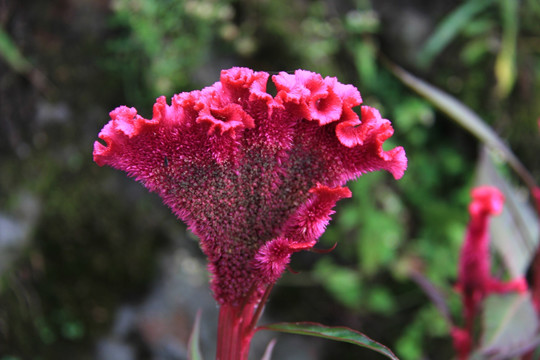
top-left (453, 186), bottom-right (527, 360)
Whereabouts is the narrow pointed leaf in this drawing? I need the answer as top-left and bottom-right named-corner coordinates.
top-left (188, 310), bottom-right (203, 360)
top-left (408, 267), bottom-right (453, 326)
top-left (259, 322), bottom-right (399, 360)
top-left (494, 0), bottom-right (518, 98)
top-left (0, 27), bottom-right (32, 73)
top-left (416, 0), bottom-right (493, 67)
top-left (387, 61), bottom-right (536, 191)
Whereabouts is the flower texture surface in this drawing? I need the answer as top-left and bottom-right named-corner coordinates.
top-left (93, 67), bottom-right (407, 305)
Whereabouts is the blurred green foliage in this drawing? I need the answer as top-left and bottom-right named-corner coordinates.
top-left (0, 155), bottom-right (170, 358)
top-left (108, 0), bottom-right (235, 97)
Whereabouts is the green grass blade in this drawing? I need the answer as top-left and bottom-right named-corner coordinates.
top-left (259, 322), bottom-right (399, 360)
top-left (417, 0), bottom-right (494, 67)
top-left (0, 27), bottom-right (32, 73)
top-left (494, 0), bottom-right (519, 98)
top-left (188, 310), bottom-right (203, 360)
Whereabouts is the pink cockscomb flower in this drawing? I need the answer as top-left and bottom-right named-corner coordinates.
top-left (453, 186), bottom-right (527, 359)
top-left (94, 67), bottom-right (407, 359)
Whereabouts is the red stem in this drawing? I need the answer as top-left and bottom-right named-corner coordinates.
top-left (216, 284), bottom-right (273, 360)
top-left (216, 303), bottom-right (256, 360)
top-left (250, 284), bottom-right (274, 332)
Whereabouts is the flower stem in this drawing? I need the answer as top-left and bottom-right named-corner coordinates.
top-left (216, 284), bottom-right (273, 360)
top-left (216, 302), bottom-right (257, 360)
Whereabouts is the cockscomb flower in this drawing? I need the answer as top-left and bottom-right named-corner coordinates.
top-left (94, 67), bottom-right (406, 359)
top-left (453, 186), bottom-right (527, 359)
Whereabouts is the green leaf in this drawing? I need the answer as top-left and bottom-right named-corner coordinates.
top-left (259, 322), bottom-right (399, 360)
top-left (494, 0), bottom-right (519, 98)
top-left (188, 310), bottom-right (204, 360)
top-left (475, 148), bottom-right (539, 277)
top-left (478, 293), bottom-right (539, 358)
top-left (353, 40), bottom-right (378, 88)
top-left (416, 0), bottom-right (494, 67)
top-left (460, 37), bottom-right (491, 65)
top-left (0, 27), bottom-right (32, 74)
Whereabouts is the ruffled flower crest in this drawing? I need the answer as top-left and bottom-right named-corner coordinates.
top-left (94, 67), bottom-right (407, 305)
